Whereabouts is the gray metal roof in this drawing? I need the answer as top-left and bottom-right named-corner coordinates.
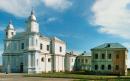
top-left (91, 43), bottom-right (126, 50)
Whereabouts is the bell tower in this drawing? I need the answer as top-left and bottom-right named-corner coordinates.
top-left (26, 9), bottom-right (39, 33)
top-left (5, 20), bottom-right (16, 39)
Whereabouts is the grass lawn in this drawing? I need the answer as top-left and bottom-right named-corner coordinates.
top-left (25, 71), bottom-right (130, 81)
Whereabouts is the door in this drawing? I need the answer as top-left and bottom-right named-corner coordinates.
top-left (20, 63), bottom-right (23, 73)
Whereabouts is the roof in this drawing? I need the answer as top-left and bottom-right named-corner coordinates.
top-left (91, 43), bottom-right (127, 50)
top-left (12, 32), bottom-right (26, 39)
top-left (79, 53), bottom-right (91, 57)
top-left (51, 36), bottom-right (65, 43)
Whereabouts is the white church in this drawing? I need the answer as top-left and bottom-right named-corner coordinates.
top-left (2, 10), bottom-right (66, 73)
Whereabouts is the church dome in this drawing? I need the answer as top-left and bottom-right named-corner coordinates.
top-left (28, 9), bottom-right (36, 22)
top-left (7, 20), bottom-right (14, 29)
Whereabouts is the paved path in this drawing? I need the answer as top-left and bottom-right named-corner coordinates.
top-left (0, 73), bottom-right (75, 81)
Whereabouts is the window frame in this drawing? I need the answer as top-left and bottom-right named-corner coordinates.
top-left (47, 45), bottom-right (50, 51)
top-left (41, 57), bottom-right (44, 62)
top-left (40, 43), bottom-right (43, 50)
top-left (108, 65), bottom-right (111, 70)
top-left (102, 53), bottom-right (105, 59)
top-left (21, 43), bottom-right (24, 49)
top-left (48, 58), bottom-right (51, 62)
top-left (94, 53), bottom-right (98, 59)
top-left (108, 54), bottom-right (112, 59)
top-left (95, 65), bottom-right (98, 70)
top-left (60, 46), bottom-right (62, 52)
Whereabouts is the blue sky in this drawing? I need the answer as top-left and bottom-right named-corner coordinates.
top-left (0, 0), bottom-right (130, 67)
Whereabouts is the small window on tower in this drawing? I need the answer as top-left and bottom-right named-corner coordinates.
top-left (40, 43), bottom-right (43, 50)
top-left (60, 46), bottom-right (62, 52)
top-left (6, 32), bottom-right (8, 36)
top-left (11, 32), bottom-right (14, 35)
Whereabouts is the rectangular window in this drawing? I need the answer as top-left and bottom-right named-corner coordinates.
top-left (95, 54), bottom-right (98, 59)
top-left (41, 57), bottom-right (44, 62)
top-left (47, 45), bottom-right (49, 51)
top-left (102, 54), bottom-right (105, 59)
top-left (116, 54), bottom-right (119, 59)
top-left (6, 32), bottom-right (8, 36)
top-left (115, 65), bottom-right (119, 70)
top-left (11, 32), bottom-right (14, 35)
top-left (60, 46), bottom-right (62, 52)
top-left (21, 43), bottom-right (24, 49)
top-left (48, 58), bottom-right (51, 62)
top-left (81, 59), bottom-right (84, 63)
top-left (85, 59), bottom-right (88, 63)
top-left (40, 43), bottom-right (43, 50)
top-left (108, 54), bottom-right (111, 59)
top-left (77, 59), bottom-right (80, 62)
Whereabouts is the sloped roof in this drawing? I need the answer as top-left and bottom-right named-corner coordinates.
top-left (51, 36), bottom-right (65, 43)
top-left (12, 32), bottom-right (26, 39)
top-left (91, 43), bottom-right (126, 50)
top-left (79, 53), bottom-right (91, 56)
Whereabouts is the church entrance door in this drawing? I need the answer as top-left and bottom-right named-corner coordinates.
top-left (20, 63), bottom-right (23, 73)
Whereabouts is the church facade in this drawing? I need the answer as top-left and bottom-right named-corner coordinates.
top-left (2, 10), bottom-right (66, 73)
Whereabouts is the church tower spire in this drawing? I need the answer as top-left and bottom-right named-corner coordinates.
top-left (26, 9), bottom-right (39, 33)
top-left (5, 20), bottom-right (16, 39)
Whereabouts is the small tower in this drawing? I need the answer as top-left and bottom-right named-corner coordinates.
top-left (26, 9), bottom-right (39, 33)
top-left (5, 20), bottom-right (16, 39)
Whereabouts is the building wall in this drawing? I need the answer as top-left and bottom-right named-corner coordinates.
top-left (76, 55), bottom-right (91, 71)
top-left (112, 50), bottom-right (127, 75)
top-left (65, 54), bottom-right (77, 72)
top-left (91, 49), bottom-right (127, 75)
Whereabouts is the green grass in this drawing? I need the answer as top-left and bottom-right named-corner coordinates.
top-left (25, 69), bottom-right (130, 81)
top-left (25, 72), bottom-right (130, 80)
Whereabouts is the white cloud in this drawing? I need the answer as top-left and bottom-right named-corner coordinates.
top-left (47, 17), bottom-right (57, 22)
top-left (42, 0), bottom-right (72, 11)
top-left (91, 0), bottom-right (130, 39)
top-left (0, 0), bottom-right (40, 17)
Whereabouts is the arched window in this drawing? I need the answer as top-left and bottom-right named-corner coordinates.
top-left (95, 65), bottom-right (98, 70)
top-left (108, 65), bottom-right (111, 70)
top-left (101, 65), bottom-right (105, 70)
top-left (41, 57), bottom-right (44, 62)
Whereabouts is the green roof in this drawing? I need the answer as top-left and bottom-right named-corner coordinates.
top-left (91, 43), bottom-right (126, 50)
